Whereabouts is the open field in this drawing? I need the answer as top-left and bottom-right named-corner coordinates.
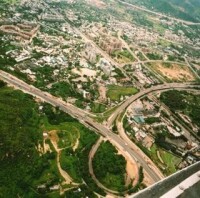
top-left (148, 62), bottom-right (196, 82)
top-left (91, 102), bottom-right (106, 113)
top-left (147, 144), bottom-right (182, 176)
top-left (58, 128), bottom-right (79, 149)
top-left (107, 85), bottom-right (138, 101)
top-left (111, 49), bottom-right (135, 63)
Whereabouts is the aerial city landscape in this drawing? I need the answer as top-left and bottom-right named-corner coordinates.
top-left (0, 0), bottom-right (200, 197)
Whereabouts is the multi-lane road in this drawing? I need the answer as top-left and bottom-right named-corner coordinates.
top-left (1, 70), bottom-right (200, 184)
top-left (106, 83), bottom-right (200, 127)
top-left (1, 0), bottom-right (200, 195)
top-left (0, 70), bottom-right (163, 182)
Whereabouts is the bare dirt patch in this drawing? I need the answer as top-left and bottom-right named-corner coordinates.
top-left (125, 160), bottom-right (138, 186)
top-left (48, 130), bottom-right (59, 151)
top-left (86, 0), bottom-right (106, 8)
top-left (72, 138), bottom-right (79, 151)
top-left (43, 141), bottom-right (52, 153)
top-left (118, 150), bottom-right (139, 187)
top-left (98, 84), bottom-right (107, 102)
top-left (150, 63), bottom-right (195, 82)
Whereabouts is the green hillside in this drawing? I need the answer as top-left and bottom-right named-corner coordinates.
top-left (124, 0), bottom-right (200, 22)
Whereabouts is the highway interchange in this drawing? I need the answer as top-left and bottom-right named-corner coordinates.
top-left (0, 1), bottom-right (200, 197)
top-left (1, 70), bottom-right (200, 186)
top-left (2, 1), bottom-right (200, 194)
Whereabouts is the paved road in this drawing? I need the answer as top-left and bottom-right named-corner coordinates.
top-left (107, 83), bottom-right (200, 127)
top-left (117, 30), bottom-right (139, 62)
top-left (116, 117), bottom-right (163, 182)
top-left (118, 0), bottom-right (200, 26)
top-left (0, 70), bottom-right (163, 183)
top-left (1, 71), bottom-right (200, 184)
top-left (184, 57), bottom-right (200, 80)
top-left (88, 137), bottom-right (119, 195)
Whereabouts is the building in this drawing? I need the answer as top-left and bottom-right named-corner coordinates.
top-left (83, 42), bottom-right (97, 63)
top-left (0, 23), bottom-right (39, 43)
top-left (98, 58), bottom-right (112, 76)
top-left (41, 13), bottom-right (65, 22)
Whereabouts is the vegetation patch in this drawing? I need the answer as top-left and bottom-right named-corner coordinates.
top-left (107, 85), bottom-right (138, 101)
top-left (111, 49), bottom-right (135, 63)
top-left (65, 184), bottom-right (97, 198)
top-left (91, 102), bottom-right (106, 113)
top-left (145, 117), bottom-right (160, 124)
top-left (0, 86), bottom-right (61, 197)
top-left (160, 90), bottom-right (200, 128)
top-left (145, 144), bottom-right (181, 176)
top-left (60, 149), bottom-right (81, 183)
top-left (93, 141), bottom-right (126, 192)
top-left (146, 53), bottom-right (162, 60)
top-left (49, 81), bottom-right (81, 100)
top-left (57, 128), bottom-right (79, 149)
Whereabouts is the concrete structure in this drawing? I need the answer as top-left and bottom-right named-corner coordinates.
top-left (98, 58), bottom-right (112, 76)
top-left (83, 42), bottom-right (97, 63)
top-left (99, 28), bottom-right (122, 54)
top-left (99, 37), bottom-right (122, 54)
top-left (41, 13), bottom-right (65, 22)
top-left (131, 161), bottom-right (200, 198)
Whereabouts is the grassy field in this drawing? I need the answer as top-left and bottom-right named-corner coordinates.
top-left (148, 144), bottom-right (181, 175)
top-left (57, 127), bottom-right (79, 149)
top-left (91, 102), bottom-right (106, 113)
top-left (107, 85), bottom-right (138, 101)
top-left (60, 149), bottom-right (81, 182)
top-left (93, 105), bottom-right (120, 123)
top-left (111, 49), bottom-right (135, 63)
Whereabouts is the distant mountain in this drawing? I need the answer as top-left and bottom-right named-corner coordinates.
top-left (125, 0), bottom-right (200, 22)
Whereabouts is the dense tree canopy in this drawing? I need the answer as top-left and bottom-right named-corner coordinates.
top-left (0, 86), bottom-right (44, 196)
top-left (160, 90), bottom-right (200, 127)
top-left (93, 141), bottom-right (126, 191)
